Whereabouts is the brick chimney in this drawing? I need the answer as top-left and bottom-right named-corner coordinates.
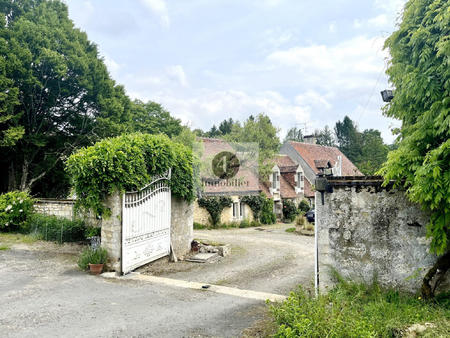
top-left (303, 135), bottom-right (317, 144)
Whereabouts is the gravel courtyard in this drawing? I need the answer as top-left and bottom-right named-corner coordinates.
top-left (0, 224), bottom-right (314, 337)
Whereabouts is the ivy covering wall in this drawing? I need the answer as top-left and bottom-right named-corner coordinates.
top-left (66, 133), bottom-right (194, 216)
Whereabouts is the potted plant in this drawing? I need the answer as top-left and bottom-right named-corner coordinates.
top-left (78, 247), bottom-right (108, 275)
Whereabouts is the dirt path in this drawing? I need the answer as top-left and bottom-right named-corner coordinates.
top-left (140, 223), bottom-right (315, 295)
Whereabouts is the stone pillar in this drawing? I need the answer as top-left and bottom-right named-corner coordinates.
top-left (171, 196), bottom-right (193, 259)
top-left (101, 192), bottom-right (122, 274)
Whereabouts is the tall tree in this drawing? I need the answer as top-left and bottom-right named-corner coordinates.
top-left (314, 125), bottom-right (336, 147)
top-left (226, 113), bottom-right (280, 180)
top-left (380, 0), bottom-right (449, 298)
top-left (131, 100), bottom-right (182, 137)
top-left (0, 0), bottom-right (132, 194)
top-left (218, 118), bottom-right (235, 135)
top-left (358, 129), bottom-right (389, 175)
top-left (335, 116), bottom-right (362, 163)
top-left (284, 127), bottom-right (303, 142)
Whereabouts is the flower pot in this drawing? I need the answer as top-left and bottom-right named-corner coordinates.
top-left (88, 263), bottom-right (104, 275)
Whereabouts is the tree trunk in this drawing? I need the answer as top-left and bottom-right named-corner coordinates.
top-left (421, 251), bottom-right (450, 299)
top-left (8, 162), bottom-right (16, 191)
top-left (19, 159), bottom-right (30, 192)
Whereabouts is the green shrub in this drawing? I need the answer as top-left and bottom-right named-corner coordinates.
top-left (193, 222), bottom-right (207, 230)
top-left (241, 194), bottom-right (265, 221)
top-left (27, 214), bottom-right (86, 243)
top-left (282, 199), bottom-right (298, 222)
top-left (296, 215), bottom-right (306, 226)
top-left (239, 219), bottom-right (250, 228)
top-left (270, 281), bottom-right (450, 337)
top-left (84, 225), bottom-right (101, 238)
top-left (77, 247), bottom-right (108, 270)
top-left (0, 191), bottom-right (35, 232)
top-left (197, 196), bottom-right (232, 227)
top-left (66, 133), bottom-right (194, 217)
top-left (250, 220), bottom-right (260, 227)
top-left (298, 199), bottom-right (310, 213)
top-left (260, 197), bottom-right (276, 224)
top-left (285, 227), bottom-right (295, 233)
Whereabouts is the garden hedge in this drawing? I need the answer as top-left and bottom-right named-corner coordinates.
top-left (66, 133), bottom-right (194, 216)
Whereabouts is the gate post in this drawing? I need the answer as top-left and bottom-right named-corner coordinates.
top-left (170, 196), bottom-right (194, 259)
top-left (101, 192), bottom-right (123, 274)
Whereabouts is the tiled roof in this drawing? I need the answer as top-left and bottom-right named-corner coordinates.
top-left (288, 141), bottom-right (362, 176)
top-left (314, 159), bottom-right (331, 168)
top-left (304, 179), bottom-right (314, 198)
top-left (279, 174), bottom-right (297, 199)
top-left (199, 137), bottom-right (261, 195)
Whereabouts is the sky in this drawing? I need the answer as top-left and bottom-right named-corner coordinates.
top-left (66, 0), bottom-right (407, 143)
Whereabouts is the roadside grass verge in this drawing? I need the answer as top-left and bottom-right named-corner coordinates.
top-left (0, 245), bottom-right (10, 250)
top-left (285, 227), bottom-right (296, 233)
top-left (270, 280), bottom-right (450, 337)
top-left (0, 232), bottom-right (37, 245)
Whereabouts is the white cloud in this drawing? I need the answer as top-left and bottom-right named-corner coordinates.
top-left (368, 14), bottom-right (389, 28)
top-left (139, 0), bottom-right (170, 27)
top-left (103, 54), bottom-right (120, 77)
top-left (266, 35), bottom-right (387, 91)
top-left (328, 22), bottom-right (337, 33)
top-left (295, 90), bottom-right (332, 110)
top-left (166, 65), bottom-right (188, 87)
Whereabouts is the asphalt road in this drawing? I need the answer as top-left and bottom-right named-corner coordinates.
top-left (0, 224), bottom-right (314, 337)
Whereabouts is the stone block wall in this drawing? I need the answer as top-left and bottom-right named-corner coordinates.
top-left (101, 192), bottom-right (123, 273)
top-left (34, 199), bottom-right (75, 219)
top-left (171, 196), bottom-right (194, 259)
top-left (317, 177), bottom-right (446, 293)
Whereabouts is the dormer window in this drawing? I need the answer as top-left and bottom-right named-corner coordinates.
top-left (272, 172), bottom-right (278, 189)
top-left (270, 166), bottom-right (280, 193)
top-left (297, 172), bottom-right (303, 188)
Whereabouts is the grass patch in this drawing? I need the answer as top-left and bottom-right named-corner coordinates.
top-left (270, 280), bottom-right (450, 337)
top-left (285, 227), bottom-right (296, 233)
top-left (0, 245), bottom-right (10, 250)
top-left (0, 233), bottom-right (37, 244)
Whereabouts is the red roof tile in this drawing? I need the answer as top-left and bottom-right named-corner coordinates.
top-left (289, 141), bottom-right (362, 176)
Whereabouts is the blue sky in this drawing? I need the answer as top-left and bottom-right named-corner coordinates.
top-left (66, 0), bottom-right (406, 143)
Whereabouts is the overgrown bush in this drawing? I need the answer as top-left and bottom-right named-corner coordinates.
top-left (197, 196), bottom-right (232, 227)
top-left (0, 191), bottom-right (35, 232)
top-left (241, 194), bottom-right (265, 220)
top-left (66, 133), bottom-right (194, 217)
top-left (250, 220), bottom-right (260, 227)
top-left (282, 199), bottom-right (298, 222)
top-left (260, 197), bottom-right (276, 224)
top-left (239, 219), bottom-right (250, 228)
top-left (27, 214), bottom-right (86, 243)
top-left (84, 225), bottom-right (101, 238)
top-left (77, 247), bottom-right (108, 270)
top-left (193, 222), bottom-right (208, 230)
top-left (298, 199), bottom-right (310, 213)
top-left (296, 215), bottom-right (306, 226)
top-left (271, 280), bottom-right (450, 337)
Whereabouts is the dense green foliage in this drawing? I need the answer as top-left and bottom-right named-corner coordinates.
top-left (241, 194), bottom-right (266, 221)
top-left (225, 114), bottom-right (280, 180)
top-left (77, 247), bottom-right (108, 270)
top-left (314, 125), bottom-right (336, 147)
top-left (282, 199), bottom-right (298, 222)
top-left (380, 0), bottom-right (449, 256)
top-left (27, 213), bottom-right (86, 243)
top-left (298, 199), bottom-right (311, 213)
top-left (197, 196), bottom-right (233, 226)
top-left (284, 127), bottom-right (304, 142)
top-left (0, 0), bottom-right (135, 194)
top-left (0, 191), bottom-right (34, 231)
top-left (271, 280), bottom-right (450, 337)
top-left (66, 133), bottom-right (194, 216)
top-left (131, 100), bottom-right (183, 137)
top-left (260, 196), bottom-right (276, 224)
top-left (335, 116), bottom-right (389, 175)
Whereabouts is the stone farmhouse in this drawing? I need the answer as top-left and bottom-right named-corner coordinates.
top-left (193, 136), bottom-right (362, 225)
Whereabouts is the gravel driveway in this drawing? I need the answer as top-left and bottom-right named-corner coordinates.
top-left (0, 224), bottom-right (314, 337)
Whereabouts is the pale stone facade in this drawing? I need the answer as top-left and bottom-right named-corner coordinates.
top-left (193, 195), bottom-right (254, 226)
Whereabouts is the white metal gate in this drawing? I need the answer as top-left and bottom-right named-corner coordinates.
top-left (122, 170), bottom-right (171, 274)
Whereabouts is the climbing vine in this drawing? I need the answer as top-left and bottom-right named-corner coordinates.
top-left (66, 133), bottom-right (194, 216)
top-left (197, 196), bottom-right (232, 227)
top-left (241, 194), bottom-right (265, 221)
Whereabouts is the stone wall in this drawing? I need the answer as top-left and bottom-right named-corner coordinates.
top-left (34, 199), bottom-right (76, 219)
top-left (317, 177), bottom-right (446, 293)
top-left (101, 192), bottom-right (123, 273)
top-left (171, 196), bottom-right (194, 259)
top-left (34, 198), bottom-right (98, 225)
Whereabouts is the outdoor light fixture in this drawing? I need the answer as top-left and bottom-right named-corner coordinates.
top-left (381, 89), bottom-right (394, 102)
